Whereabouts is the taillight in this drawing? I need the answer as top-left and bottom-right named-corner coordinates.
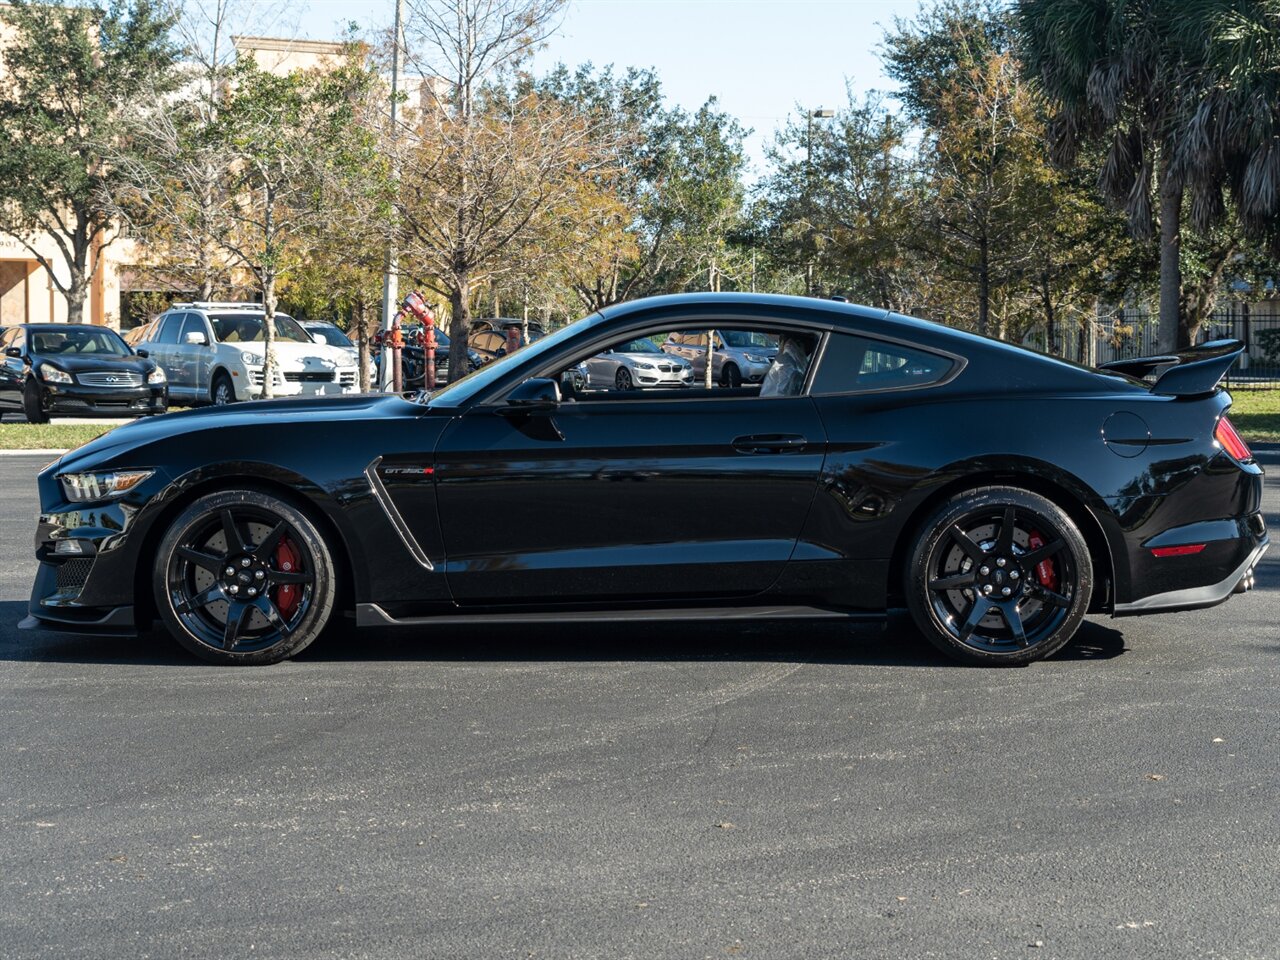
top-left (1215, 416), bottom-right (1253, 463)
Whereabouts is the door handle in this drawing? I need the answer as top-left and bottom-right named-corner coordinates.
top-left (732, 434), bottom-right (808, 454)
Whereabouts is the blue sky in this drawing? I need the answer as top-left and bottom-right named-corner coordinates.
top-left (288, 0), bottom-right (924, 175)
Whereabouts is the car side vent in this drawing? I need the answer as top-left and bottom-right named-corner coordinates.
top-left (55, 558), bottom-right (94, 597)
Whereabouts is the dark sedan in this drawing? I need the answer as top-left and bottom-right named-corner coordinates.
top-left (21, 294), bottom-right (1267, 666)
top-left (1, 323), bottom-right (167, 423)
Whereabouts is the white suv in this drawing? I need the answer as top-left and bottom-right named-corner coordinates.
top-left (142, 303), bottom-right (360, 405)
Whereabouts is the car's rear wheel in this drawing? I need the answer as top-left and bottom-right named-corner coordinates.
top-left (23, 380), bottom-right (48, 424)
top-left (720, 363), bottom-right (741, 388)
top-left (615, 367), bottom-right (633, 391)
top-left (153, 489), bottom-right (337, 665)
top-left (905, 486), bottom-right (1092, 665)
top-left (211, 372), bottom-right (236, 406)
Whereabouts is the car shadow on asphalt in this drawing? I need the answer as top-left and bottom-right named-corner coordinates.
top-left (0, 600), bottom-right (1127, 668)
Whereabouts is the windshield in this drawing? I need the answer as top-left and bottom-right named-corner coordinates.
top-left (308, 325), bottom-right (352, 348)
top-left (29, 327), bottom-right (131, 356)
top-left (210, 314), bottom-right (312, 343)
top-left (721, 330), bottom-right (777, 349)
top-left (429, 315), bottom-right (599, 406)
top-left (616, 338), bottom-right (660, 354)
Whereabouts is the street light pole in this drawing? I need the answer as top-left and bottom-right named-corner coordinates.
top-left (804, 107), bottom-right (834, 297)
top-left (378, 0), bottom-right (405, 389)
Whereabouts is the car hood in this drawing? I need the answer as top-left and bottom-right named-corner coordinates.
top-left (619, 352), bottom-right (686, 365)
top-left (35, 353), bottom-right (154, 374)
top-left (54, 394), bottom-right (424, 472)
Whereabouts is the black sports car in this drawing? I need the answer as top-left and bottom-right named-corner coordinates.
top-left (21, 294), bottom-right (1267, 666)
top-left (1, 323), bottom-right (168, 422)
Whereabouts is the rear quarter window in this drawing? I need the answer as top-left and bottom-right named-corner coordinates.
top-left (811, 332), bottom-right (956, 395)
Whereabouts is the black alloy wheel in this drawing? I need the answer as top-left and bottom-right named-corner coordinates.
top-left (906, 486), bottom-right (1092, 665)
top-left (720, 363), bottom-right (741, 388)
top-left (211, 373), bottom-right (236, 406)
top-left (615, 367), bottom-right (633, 391)
top-left (23, 380), bottom-right (49, 424)
top-left (154, 489), bottom-right (337, 664)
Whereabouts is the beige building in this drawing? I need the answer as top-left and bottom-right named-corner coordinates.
top-left (0, 23), bottom-right (345, 330)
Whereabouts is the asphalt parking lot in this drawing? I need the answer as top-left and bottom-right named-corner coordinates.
top-left (1, 452), bottom-right (1277, 960)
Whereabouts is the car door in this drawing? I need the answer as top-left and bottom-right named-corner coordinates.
top-left (0, 327), bottom-right (24, 408)
top-left (432, 389), bottom-right (828, 605)
top-left (180, 313), bottom-right (214, 398)
top-left (144, 313), bottom-right (184, 398)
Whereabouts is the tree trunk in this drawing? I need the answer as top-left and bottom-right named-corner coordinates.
top-left (355, 296), bottom-right (372, 393)
top-left (1041, 274), bottom-right (1056, 356)
top-left (976, 244), bottom-right (990, 338)
top-left (448, 277), bottom-right (472, 381)
top-left (1157, 175), bottom-right (1183, 353)
top-left (261, 273), bottom-right (278, 399)
top-left (65, 272), bottom-right (89, 325)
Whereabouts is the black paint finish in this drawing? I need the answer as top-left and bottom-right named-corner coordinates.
top-left (21, 293), bottom-right (1267, 638)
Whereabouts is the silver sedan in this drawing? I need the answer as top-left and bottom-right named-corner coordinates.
top-left (584, 338), bottom-right (694, 390)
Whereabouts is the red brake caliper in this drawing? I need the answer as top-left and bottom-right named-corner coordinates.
top-left (273, 537), bottom-right (302, 619)
top-left (1027, 530), bottom-right (1057, 590)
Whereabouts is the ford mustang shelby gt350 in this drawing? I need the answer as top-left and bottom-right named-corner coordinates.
top-left (22, 293), bottom-right (1268, 665)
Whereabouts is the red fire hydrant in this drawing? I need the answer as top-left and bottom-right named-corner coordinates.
top-left (397, 291), bottom-right (437, 389)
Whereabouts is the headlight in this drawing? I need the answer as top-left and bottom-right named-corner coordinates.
top-left (634, 361), bottom-right (655, 370)
top-left (146, 366), bottom-right (166, 384)
top-left (40, 365), bottom-right (72, 384)
top-left (744, 354), bottom-right (770, 364)
top-left (59, 470), bottom-right (154, 503)
top-left (241, 351), bottom-right (262, 365)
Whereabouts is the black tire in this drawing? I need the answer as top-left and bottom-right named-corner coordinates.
top-left (23, 380), bottom-right (48, 424)
top-left (720, 363), bottom-right (741, 388)
top-left (211, 372), bottom-right (236, 406)
top-left (615, 367), bottom-right (633, 391)
top-left (153, 488), bottom-right (337, 665)
top-left (905, 486), bottom-right (1092, 666)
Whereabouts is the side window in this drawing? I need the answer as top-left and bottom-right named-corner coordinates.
top-left (0, 328), bottom-right (14, 349)
top-left (810, 332), bottom-right (955, 395)
top-left (563, 325), bottom-right (819, 401)
top-left (154, 313), bottom-right (184, 345)
top-left (178, 314), bottom-right (209, 344)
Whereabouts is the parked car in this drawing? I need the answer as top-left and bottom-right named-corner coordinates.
top-left (583, 336), bottom-right (693, 390)
top-left (22, 293), bottom-right (1267, 667)
top-left (0, 323), bottom-right (167, 423)
top-left (301, 320), bottom-right (374, 383)
top-left (663, 329), bottom-right (778, 387)
top-left (122, 318), bottom-right (158, 347)
top-left (141, 302), bottom-right (359, 406)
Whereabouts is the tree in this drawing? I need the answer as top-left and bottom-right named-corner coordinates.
top-left (884, 2), bottom-right (1048, 336)
top-left (393, 0), bottom-right (621, 378)
top-left (1017, 0), bottom-right (1212, 351)
top-left (212, 57), bottom-right (377, 396)
top-left (0, 0), bottom-right (178, 323)
top-left (759, 90), bottom-right (917, 310)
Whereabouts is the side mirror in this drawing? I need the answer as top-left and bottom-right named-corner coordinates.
top-left (135, 348), bottom-right (150, 359)
top-left (184, 331), bottom-right (208, 346)
top-left (502, 377), bottom-right (560, 414)
top-left (5, 347), bottom-right (22, 359)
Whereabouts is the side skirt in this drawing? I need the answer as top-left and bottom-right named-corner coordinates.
top-left (356, 602), bottom-right (885, 629)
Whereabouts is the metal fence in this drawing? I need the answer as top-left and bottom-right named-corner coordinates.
top-left (1026, 301), bottom-right (1280, 388)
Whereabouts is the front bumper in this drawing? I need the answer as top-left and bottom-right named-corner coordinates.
top-left (21, 467), bottom-right (170, 636)
top-left (38, 382), bottom-right (167, 417)
top-left (243, 367), bottom-right (360, 400)
top-left (634, 368), bottom-right (693, 387)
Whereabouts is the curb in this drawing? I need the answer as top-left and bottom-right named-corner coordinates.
top-left (0, 449), bottom-right (68, 457)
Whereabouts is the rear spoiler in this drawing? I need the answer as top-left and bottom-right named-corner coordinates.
top-left (1100, 339), bottom-right (1244, 396)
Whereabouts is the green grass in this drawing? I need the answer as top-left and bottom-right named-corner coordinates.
top-left (0, 422), bottom-right (117, 451)
top-left (1226, 388), bottom-right (1280, 444)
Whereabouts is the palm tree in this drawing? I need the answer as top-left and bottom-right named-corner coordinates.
top-left (1174, 1), bottom-right (1280, 256)
top-left (1016, 0), bottom-right (1201, 352)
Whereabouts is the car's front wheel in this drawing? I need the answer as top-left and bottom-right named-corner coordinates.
top-left (211, 372), bottom-right (236, 406)
top-left (153, 489), bottom-right (337, 665)
top-left (905, 486), bottom-right (1092, 666)
top-left (615, 367), bottom-right (633, 391)
top-left (23, 380), bottom-right (49, 424)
